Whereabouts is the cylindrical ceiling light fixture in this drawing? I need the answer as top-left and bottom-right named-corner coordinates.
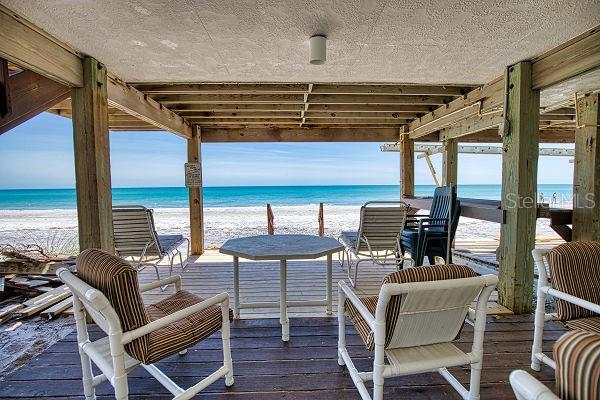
top-left (309, 35), bottom-right (326, 65)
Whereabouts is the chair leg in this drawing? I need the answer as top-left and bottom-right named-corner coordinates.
top-left (531, 287), bottom-right (547, 371)
top-left (221, 320), bottom-right (234, 386)
top-left (78, 348), bottom-right (96, 399)
top-left (353, 259), bottom-right (362, 288)
top-left (468, 361), bottom-right (482, 400)
top-left (168, 254), bottom-right (175, 277)
top-left (337, 288), bottom-right (346, 366)
top-left (372, 341), bottom-right (385, 400)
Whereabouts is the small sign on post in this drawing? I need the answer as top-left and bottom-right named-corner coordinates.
top-left (185, 162), bottom-right (202, 188)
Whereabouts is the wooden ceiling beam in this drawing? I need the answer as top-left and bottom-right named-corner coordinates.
top-left (133, 83), bottom-right (309, 94)
top-left (152, 93), bottom-right (306, 104)
top-left (303, 118), bottom-right (408, 125)
top-left (305, 111), bottom-right (420, 119)
top-left (171, 103), bottom-right (306, 112)
top-left (541, 107), bottom-right (575, 115)
top-left (107, 76), bottom-right (192, 139)
top-left (531, 27), bottom-right (600, 90)
top-left (0, 5), bottom-right (83, 87)
top-left (200, 127), bottom-right (403, 142)
top-left (438, 112), bottom-right (504, 141)
top-left (308, 94), bottom-right (452, 105)
top-left (0, 70), bottom-right (70, 135)
top-left (186, 112), bottom-right (301, 119)
top-left (311, 84), bottom-right (471, 96)
top-left (407, 78), bottom-right (504, 139)
top-left (152, 94), bottom-right (451, 106)
top-left (306, 104), bottom-right (433, 113)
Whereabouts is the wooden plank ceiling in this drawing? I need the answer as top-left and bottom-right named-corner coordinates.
top-left (47, 82), bottom-right (578, 134)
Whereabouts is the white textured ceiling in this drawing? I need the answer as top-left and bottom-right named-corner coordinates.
top-left (2, 0), bottom-right (599, 84)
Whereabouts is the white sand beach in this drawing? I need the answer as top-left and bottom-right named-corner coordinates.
top-left (0, 205), bottom-right (560, 250)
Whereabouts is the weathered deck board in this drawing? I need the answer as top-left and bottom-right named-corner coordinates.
top-left (137, 250), bottom-right (510, 318)
top-left (0, 315), bottom-right (564, 399)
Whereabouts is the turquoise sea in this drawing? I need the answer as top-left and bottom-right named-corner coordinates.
top-left (0, 184), bottom-right (574, 210)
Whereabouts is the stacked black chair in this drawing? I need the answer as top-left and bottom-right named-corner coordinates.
top-left (400, 186), bottom-right (461, 266)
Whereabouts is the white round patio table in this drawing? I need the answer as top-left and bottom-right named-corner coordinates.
top-left (219, 234), bottom-right (344, 341)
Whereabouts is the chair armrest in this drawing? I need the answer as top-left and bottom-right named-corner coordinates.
top-left (338, 281), bottom-right (376, 331)
top-left (509, 370), bottom-right (559, 400)
top-left (139, 275), bottom-right (182, 292)
top-left (122, 292), bottom-right (229, 344)
top-left (544, 287), bottom-right (600, 314)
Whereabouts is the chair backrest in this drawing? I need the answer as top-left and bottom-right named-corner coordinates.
top-left (376, 265), bottom-right (494, 349)
top-left (70, 249), bottom-right (152, 361)
top-left (553, 329), bottom-right (600, 400)
top-left (547, 241), bottom-right (600, 321)
top-left (112, 205), bottom-right (162, 257)
top-left (356, 201), bottom-right (408, 252)
top-left (428, 186), bottom-right (458, 233)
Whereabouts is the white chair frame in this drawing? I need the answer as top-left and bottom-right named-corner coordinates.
top-left (57, 268), bottom-right (234, 400)
top-left (113, 205), bottom-right (190, 284)
top-left (531, 248), bottom-right (600, 371)
top-left (509, 370), bottom-right (559, 400)
top-left (338, 274), bottom-right (497, 400)
top-left (339, 201), bottom-right (414, 287)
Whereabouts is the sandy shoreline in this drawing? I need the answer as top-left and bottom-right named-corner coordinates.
top-left (0, 205), bottom-right (559, 249)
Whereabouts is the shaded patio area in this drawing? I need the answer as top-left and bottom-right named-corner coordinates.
top-left (0, 313), bottom-right (564, 399)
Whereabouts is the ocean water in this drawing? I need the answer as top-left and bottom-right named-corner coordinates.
top-left (0, 184), bottom-right (574, 210)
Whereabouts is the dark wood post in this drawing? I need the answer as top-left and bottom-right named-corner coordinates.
top-left (72, 56), bottom-right (113, 252)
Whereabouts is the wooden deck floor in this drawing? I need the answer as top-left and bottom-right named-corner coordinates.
top-left (0, 314), bottom-right (564, 399)
top-left (136, 250), bottom-right (511, 318)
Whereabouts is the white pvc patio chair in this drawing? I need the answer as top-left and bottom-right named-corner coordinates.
top-left (338, 264), bottom-right (497, 400)
top-left (57, 249), bottom-right (234, 400)
top-left (339, 201), bottom-right (413, 287)
top-left (513, 329), bottom-right (600, 400)
top-left (112, 205), bottom-right (190, 282)
top-left (531, 242), bottom-right (600, 371)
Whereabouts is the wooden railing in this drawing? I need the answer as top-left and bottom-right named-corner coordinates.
top-left (266, 203), bottom-right (325, 236)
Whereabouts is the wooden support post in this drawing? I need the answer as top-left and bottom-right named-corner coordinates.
top-left (573, 93), bottom-right (600, 241)
top-left (72, 57), bottom-right (113, 252)
top-left (400, 133), bottom-right (415, 198)
top-left (442, 139), bottom-right (458, 187)
top-left (318, 203), bottom-right (324, 236)
top-left (499, 62), bottom-right (540, 314)
top-left (188, 125), bottom-right (204, 255)
top-left (0, 58), bottom-right (10, 118)
top-left (267, 204), bottom-right (275, 235)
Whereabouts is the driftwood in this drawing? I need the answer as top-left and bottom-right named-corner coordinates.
top-left (0, 244), bottom-right (73, 275)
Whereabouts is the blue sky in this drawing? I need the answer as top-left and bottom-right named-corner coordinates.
top-left (0, 113), bottom-right (574, 189)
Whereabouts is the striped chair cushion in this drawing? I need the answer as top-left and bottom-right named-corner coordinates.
top-left (566, 316), bottom-right (600, 334)
top-left (77, 249), bottom-right (232, 364)
top-left (554, 330), bottom-right (600, 400)
top-left (547, 241), bottom-right (600, 321)
top-left (345, 295), bottom-right (379, 351)
top-left (145, 290), bottom-right (233, 364)
top-left (76, 249), bottom-right (151, 362)
top-left (345, 264), bottom-right (477, 351)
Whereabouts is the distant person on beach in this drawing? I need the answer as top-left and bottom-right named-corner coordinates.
top-left (552, 192), bottom-right (557, 206)
top-left (539, 193), bottom-right (545, 203)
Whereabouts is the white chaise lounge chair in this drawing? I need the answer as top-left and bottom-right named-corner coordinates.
top-left (112, 205), bottom-right (190, 282)
top-left (58, 249), bottom-right (234, 400)
top-left (339, 201), bottom-right (413, 287)
top-left (338, 264), bottom-right (497, 400)
top-left (531, 241), bottom-right (600, 371)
